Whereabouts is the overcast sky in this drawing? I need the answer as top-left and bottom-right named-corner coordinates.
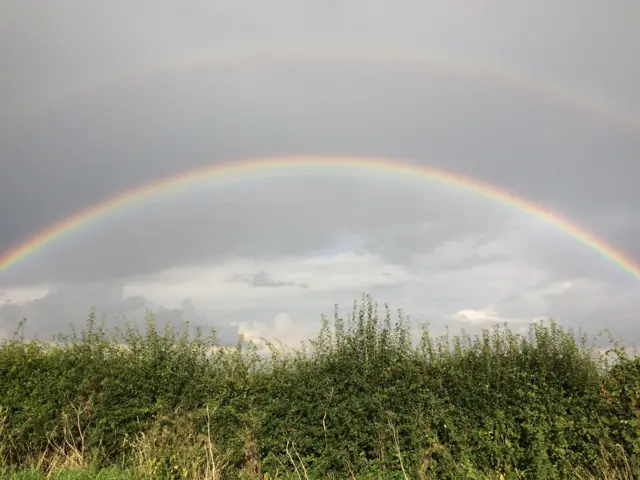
top-left (0, 1), bottom-right (638, 348)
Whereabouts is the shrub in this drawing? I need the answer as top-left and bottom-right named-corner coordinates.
top-left (0, 295), bottom-right (638, 479)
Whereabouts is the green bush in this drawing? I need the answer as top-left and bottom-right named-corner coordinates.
top-left (0, 295), bottom-right (638, 479)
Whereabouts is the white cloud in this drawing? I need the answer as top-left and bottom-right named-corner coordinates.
top-left (448, 308), bottom-right (506, 326)
top-left (122, 251), bottom-right (416, 310)
top-left (0, 286), bottom-right (48, 306)
top-left (232, 311), bottom-right (319, 350)
top-left (3, 223), bottom-right (637, 346)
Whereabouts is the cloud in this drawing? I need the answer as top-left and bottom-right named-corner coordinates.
top-left (0, 0), bottom-right (638, 347)
top-left (1, 237), bottom-right (638, 347)
top-left (121, 251), bottom-right (416, 310)
top-left (0, 282), bottom-right (239, 343)
top-left (0, 177), bottom-right (515, 287)
top-left (233, 311), bottom-right (320, 352)
top-left (448, 308), bottom-right (508, 326)
top-left (227, 271), bottom-right (309, 289)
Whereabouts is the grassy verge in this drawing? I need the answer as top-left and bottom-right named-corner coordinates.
top-left (1, 295), bottom-right (639, 479)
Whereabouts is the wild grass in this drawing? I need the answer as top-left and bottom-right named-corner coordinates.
top-left (0, 294), bottom-right (638, 479)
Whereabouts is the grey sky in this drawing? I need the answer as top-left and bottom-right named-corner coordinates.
top-left (0, 1), bottom-right (638, 348)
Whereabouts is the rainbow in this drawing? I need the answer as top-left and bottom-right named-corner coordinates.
top-left (1, 155), bottom-right (639, 281)
top-left (3, 45), bottom-right (640, 135)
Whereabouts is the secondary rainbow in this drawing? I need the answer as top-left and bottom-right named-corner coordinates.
top-left (3, 45), bottom-right (640, 136)
top-left (1, 155), bottom-right (639, 281)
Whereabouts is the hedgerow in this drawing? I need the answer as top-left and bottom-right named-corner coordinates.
top-left (0, 295), bottom-right (638, 479)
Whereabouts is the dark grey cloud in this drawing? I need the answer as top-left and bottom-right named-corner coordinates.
top-left (0, 283), bottom-right (239, 343)
top-left (427, 252), bottom-right (511, 274)
top-left (500, 220), bottom-right (639, 289)
top-left (489, 271), bottom-right (640, 337)
top-left (0, 177), bottom-right (514, 286)
top-left (541, 285), bottom-right (640, 344)
top-left (1, 1), bottom-right (639, 343)
top-left (2, 63), bottom-right (638, 245)
top-left (1, 2), bottom-right (638, 108)
top-left (1, 64), bottom-right (638, 280)
top-left (227, 271), bottom-right (309, 289)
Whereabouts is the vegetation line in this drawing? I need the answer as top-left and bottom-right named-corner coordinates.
top-left (0, 294), bottom-right (638, 479)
